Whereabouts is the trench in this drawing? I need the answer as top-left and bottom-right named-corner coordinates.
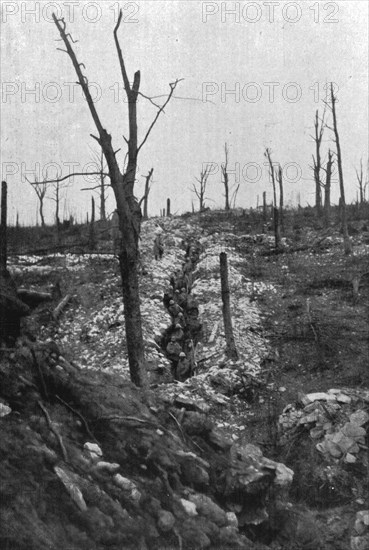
top-left (158, 237), bottom-right (204, 382)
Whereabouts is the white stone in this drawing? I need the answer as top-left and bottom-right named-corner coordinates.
top-left (180, 498), bottom-right (198, 516)
top-left (84, 442), bottom-right (103, 458)
top-left (113, 474), bottom-right (137, 491)
top-left (345, 453), bottom-right (357, 464)
top-left (95, 461), bottom-right (120, 473)
top-left (336, 394), bottom-right (351, 404)
top-left (274, 462), bottom-right (294, 487)
top-left (305, 392), bottom-right (334, 402)
top-left (350, 410), bottom-right (369, 427)
top-left (226, 512), bottom-right (238, 528)
top-left (0, 402), bottom-right (11, 417)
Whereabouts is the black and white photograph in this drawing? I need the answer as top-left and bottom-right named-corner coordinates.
top-left (0, 1), bottom-right (368, 548)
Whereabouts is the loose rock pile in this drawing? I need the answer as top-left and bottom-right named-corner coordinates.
top-left (279, 388), bottom-right (369, 465)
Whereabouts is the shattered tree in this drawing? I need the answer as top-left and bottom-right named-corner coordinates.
top-left (139, 168), bottom-right (153, 220)
top-left (311, 108), bottom-right (325, 217)
top-left (276, 163), bottom-right (284, 233)
top-left (27, 175), bottom-right (47, 227)
top-left (327, 83), bottom-right (352, 255)
top-left (81, 147), bottom-right (109, 221)
top-left (264, 148), bottom-right (281, 248)
top-left (221, 142), bottom-right (230, 211)
top-left (323, 149), bottom-right (333, 227)
top-left (53, 12), bottom-right (180, 386)
top-left (355, 158), bottom-right (365, 204)
top-left (191, 164), bottom-right (212, 212)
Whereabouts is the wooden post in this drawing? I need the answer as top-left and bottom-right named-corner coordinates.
top-left (0, 181), bottom-right (8, 274)
top-left (166, 198), bottom-right (171, 217)
top-left (219, 252), bottom-right (238, 360)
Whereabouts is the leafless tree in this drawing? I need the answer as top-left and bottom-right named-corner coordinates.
top-left (139, 168), bottom-right (154, 220)
top-left (50, 178), bottom-right (69, 229)
top-left (221, 143), bottom-right (240, 210)
top-left (230, 184), bottom-right (240, 209)
top-left (221, 143), bottom-right (230, 211)
top-left (325, 83), bottom-right (352, 254)
top-left (52, 12), bottom-right (181, 387)
top-left (191, 164), bottom-right (212, 212)
top-left (81, 147), bottom-right (109, 221)
top-left (27, 175), bottom-right (47, 227)
top-left (264, 148), bottom-right (281, 248)
top-left (275, 164), bottom-right (284, 232)
top-left (264, 148), bottom-right (277, 208)
top-left (323, 149), bottom-right (333, 227)
top-left (311, 108), bottom-right (326, 216)
top-left (355, 158), bottom-right (365, 204)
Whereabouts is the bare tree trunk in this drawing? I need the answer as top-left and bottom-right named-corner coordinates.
top-left (222, 143), bottom-right (230, 211)
top-left (355, 158), bottom-right (364, 205)
top-left (324, 149), bottom-right (333, 227)
top-left (224, 172), bottom-right (230, 211)
top-left (219, 252), bottom-right (238, 361)
top-left (265, 149), bottom-right (277, 209)
top-left (142, 168), bottom-right (153, 220)
top-left (166, 198), bottom-right (171, 217)
top-left (273, 207), bottom-right (281, 249)
top-left (89, 196), bottom-right (96, 251)
top-left (277, 165), bottom-right (284, 233)
top-left (330, 83), bottom-right (352, 254)
top-left (118, 253), bottom-right (146, 385)
top-left (28, 177), bottom-right (47, 228)
top-left (100, 150), bottom-right (107, 221)
top-left (39, 199), bottom-right (45, 228)
top-left (192, 165), bottom-right (211, 212)
top-left (0, 181), bottom-right (7, 275)
top-left (313, 109), bottom-right (324, 217)
top-left (265, 149), bottom-right (281, 248)
top-left (55, 180), bottom-right (60, 228)
top-left (52, 12), bottom-right (179, 387)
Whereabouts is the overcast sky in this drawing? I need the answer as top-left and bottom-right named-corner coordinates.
top-left (1, 0), bottom-right (368, 224)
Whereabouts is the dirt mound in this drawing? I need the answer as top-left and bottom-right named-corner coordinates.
top-left (0, 340), bottom-right (293, 549)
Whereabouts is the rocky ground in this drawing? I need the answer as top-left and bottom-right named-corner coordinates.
top-left (1, 210), bottom-right (368, 549)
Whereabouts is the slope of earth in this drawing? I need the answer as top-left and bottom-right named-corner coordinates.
top-left (2, 210), bottom-right (368, 550)
top-left (1, 214), bottom-right (298, 550)
top-left (196, 210), bottom-right (369, 550)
